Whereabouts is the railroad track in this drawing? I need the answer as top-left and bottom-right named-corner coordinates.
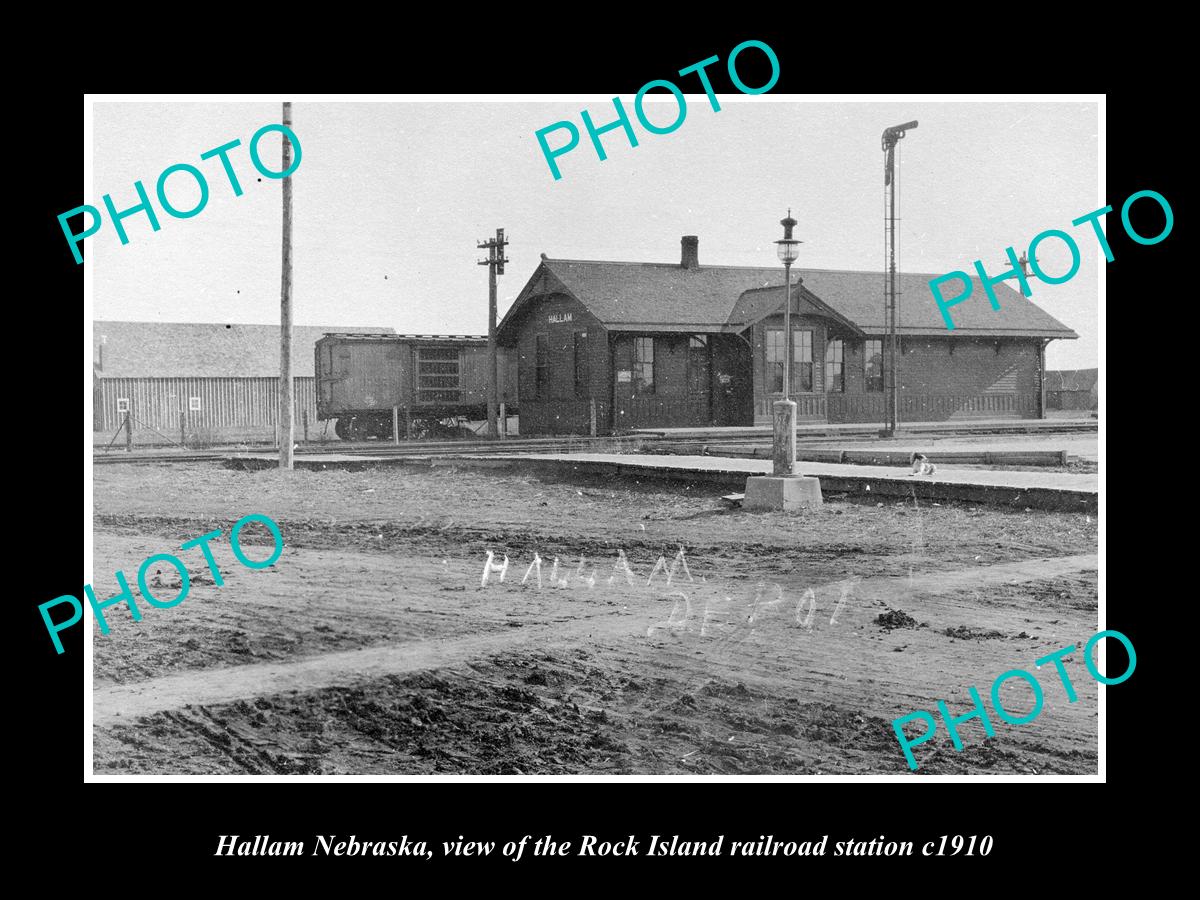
top-left (92, 421), bottom-right (1096, 466)
top-left (92, 436), bottom-right (650, 465)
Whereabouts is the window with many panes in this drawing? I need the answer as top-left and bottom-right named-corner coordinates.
top-left (766, 328), bottom-right (786, 393)
top-left (573, 332), bottom-right (589, 398)
top-left (535, 334), bottom-right (549, 399)
top-left (865, 339), bottom-right (884, 392)
top-left (687, 335), bottom-right (709, 395)
top-left (634, 337), bottom-right (655, 394)
top-left (825, 339), bottom-right (844, 392)
top-left (417, 347), bottom-right (461, 402)
top-left (767, 328), bottom-right (814, 393)
top-left (794, 330), bottom-right (813, 392)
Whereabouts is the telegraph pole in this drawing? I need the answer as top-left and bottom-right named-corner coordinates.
top-left (279, 101), bottom-right (295, 469)
top-left (477, 228), bottom-right (508, 438)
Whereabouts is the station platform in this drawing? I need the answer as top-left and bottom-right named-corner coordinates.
top-left (671, 434), bottom-right (1099, 463)
top-left (633, 417), bottom-right (1098, 440)
top-left (227, 450), bottom-right (1098, 512)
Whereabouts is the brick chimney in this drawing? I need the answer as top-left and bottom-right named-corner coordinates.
top-left (681, 235), bottom-right (699, 269)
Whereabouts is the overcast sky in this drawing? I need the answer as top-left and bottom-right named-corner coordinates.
top-left (90, 99), bottom-right (1100, 369)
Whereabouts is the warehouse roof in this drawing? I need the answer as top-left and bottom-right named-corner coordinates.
top-left (500, 253), bottom-right (1078, 339)
top-left (319, 333), bottom-right (486, 343)
top-left (92, 321), bottom-right (396, 378)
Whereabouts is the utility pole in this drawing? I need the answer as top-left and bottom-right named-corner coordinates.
top-left (279, 101), bottom-right (295, 469)
top-left (477, 228), bottom-right (508, 438)
top-left (1009, 251), bottom-right (1036, 279)
top-left (881, 120), bottom-right (917, 437)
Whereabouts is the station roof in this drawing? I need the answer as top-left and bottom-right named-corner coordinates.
top-left (499, 255), bottom-right (1078, 340)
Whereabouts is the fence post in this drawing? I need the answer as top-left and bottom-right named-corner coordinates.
top-left (392, 405), bottom-right (400, 446)
top-left (499, 402), bottom-right (506, 439)
top-left (180, 407), bottom-right (186, 449)
top-left (125, 411), bottom-right (132, 452)
top-left (589, 398), bottom-right (597, 437)
top-left (303, 409), bottom-right (309, 443)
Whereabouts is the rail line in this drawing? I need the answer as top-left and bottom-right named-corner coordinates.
top-left (92, 436), bottom-right (648, 465)
top-left (92, 420), bottom-right (1096, 466)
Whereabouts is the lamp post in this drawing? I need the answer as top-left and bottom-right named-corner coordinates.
top-left (742, 210), bottom-right (823, 512)
top-left (773, 210), bottom-right (802, 476)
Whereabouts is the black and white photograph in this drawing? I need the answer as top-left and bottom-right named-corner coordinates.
top-left (81, 93), bottom-right (1106, 779)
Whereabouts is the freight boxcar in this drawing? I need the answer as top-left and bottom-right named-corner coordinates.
top-left (315, 333), bottom-right (518, 440)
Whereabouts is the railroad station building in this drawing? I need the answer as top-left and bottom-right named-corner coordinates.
top-left (496, 236), bottom-right (1078, 435)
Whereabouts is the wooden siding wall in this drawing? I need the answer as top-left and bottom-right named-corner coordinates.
top-left (613, 333), bottom-right (700, 429)
top-left (315, 338), bottom-right (518, 417)
top-left (509, 293), bottom-right (756, 434)
top-left (515, 293), bottom-right (611, 435)
top-left (827, 392), bottom-right (1038, 421)
top-left (457, 344), bottom-right (518, 408)
top-left (95, 377), bottom-right (318, 435)
top-left (609, 333), bottom-right (753, 430)
top-left (880, 338), bottom-right (1040, 422)
top-left (749, 319), bottom-right (1044, 424)
top-left (329, 342), bottom-right (404, 411)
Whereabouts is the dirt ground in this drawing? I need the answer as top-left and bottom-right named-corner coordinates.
top-left (91, 462), bottom-right (1099, 775)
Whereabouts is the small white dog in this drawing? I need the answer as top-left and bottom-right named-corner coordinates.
top-left (909, 452), bottom-right (937, 476)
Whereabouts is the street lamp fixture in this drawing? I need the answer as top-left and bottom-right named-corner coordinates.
top-left (775, 211), bottom-right (801, 264)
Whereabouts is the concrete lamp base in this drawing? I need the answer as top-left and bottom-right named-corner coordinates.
top-left (745, 398), bottom-right (822, 510)
top-left (743, 474), bottom-right (824, 512)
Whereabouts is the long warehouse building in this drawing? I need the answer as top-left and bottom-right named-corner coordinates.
top-left (93, 320), bottom-right (395, 445)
